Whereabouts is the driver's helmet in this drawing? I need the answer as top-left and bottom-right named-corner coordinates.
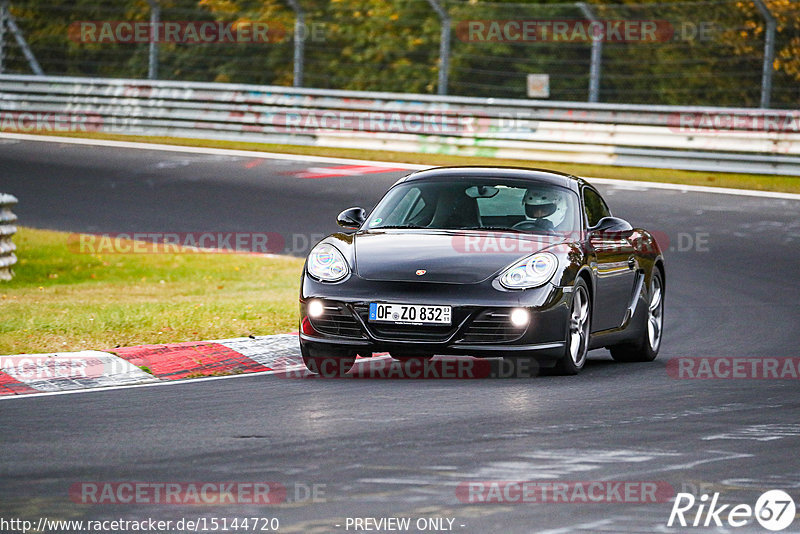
top-left (523, 186), bottom-right (561, 219)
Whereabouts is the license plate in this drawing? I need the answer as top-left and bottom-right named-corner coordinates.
top-left (369, 303), bottom-right (452, 325)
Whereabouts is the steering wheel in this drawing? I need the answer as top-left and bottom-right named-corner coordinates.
top-left (511, 219), bottom-right (556, 233)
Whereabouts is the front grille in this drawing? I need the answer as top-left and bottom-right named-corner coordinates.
top-left (460, 310), bottom-right (525, 343)
top-left (368, 323), bottom-right (456, 342)
top-left (309, 303), bottom-right (365, 338)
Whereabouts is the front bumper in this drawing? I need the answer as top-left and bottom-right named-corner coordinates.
top-left (299, 275), bottom-right (571, 362)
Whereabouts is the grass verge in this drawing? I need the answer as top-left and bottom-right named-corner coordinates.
top-left (24, 130), bottom-right (800, 194)
top-left (0, 227), bottom-right (303, 355)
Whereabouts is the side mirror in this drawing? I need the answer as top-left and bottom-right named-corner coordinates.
top-left (589, 216), bottom-right (633, 234)
top-left (337, 207), bottom-right (366, 229)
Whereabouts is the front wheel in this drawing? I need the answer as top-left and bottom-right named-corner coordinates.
top-left (610, 270), bottom-right (664, 362)
top-left (552, 279), bottom-right (591, 375)
top-left (300, 344), bottom-right (356, 377)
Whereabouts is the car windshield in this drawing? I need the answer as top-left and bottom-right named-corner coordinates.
top-left (366, 178), bottom-right (580, 234)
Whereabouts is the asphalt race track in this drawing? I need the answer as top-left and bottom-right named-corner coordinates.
top-left (2, 136), bottom-right (800, 533)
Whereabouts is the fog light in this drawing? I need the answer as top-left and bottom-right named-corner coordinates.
top-left (510, 308), bottom-right (530, 327)
top-left (308, 299), bottom-right (325, 318)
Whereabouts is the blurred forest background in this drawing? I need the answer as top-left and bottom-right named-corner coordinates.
top-left (2, 0), bottom-right (799, 107)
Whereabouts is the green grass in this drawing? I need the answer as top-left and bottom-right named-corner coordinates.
top-left (31, 130), bottom-right (800, 194)
top-left (0, 227), bottom-right (304, 355)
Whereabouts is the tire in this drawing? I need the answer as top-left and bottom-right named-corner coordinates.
top-left (300, 343), bottom-right (356, 377)
top-left (610, 269), bottom-right (664, 363)
top-left (552, 278), bottom-right (591, 375)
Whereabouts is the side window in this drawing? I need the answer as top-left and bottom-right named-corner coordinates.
top-left (583, 188), bottom-right (610, 228)
top-left (381, 187), bottom-right (422, 225)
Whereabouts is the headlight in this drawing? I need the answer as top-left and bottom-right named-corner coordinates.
top-left (499, 252), bottom-right (558, 289)
top-left (307, 243), bottom-right (349, 282)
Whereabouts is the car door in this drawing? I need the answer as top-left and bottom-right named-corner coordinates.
top-left (583, 187), bottom-right (637, 332)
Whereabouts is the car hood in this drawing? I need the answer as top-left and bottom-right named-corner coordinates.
top-left (353, 230), bottom-right (567, 284)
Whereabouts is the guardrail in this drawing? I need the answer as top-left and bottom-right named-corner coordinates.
top-left (0, 193), bottom-right (18, 281)
top-left (1, 74), bottom-right (799, 175)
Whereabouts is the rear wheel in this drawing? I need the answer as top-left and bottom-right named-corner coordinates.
top-left (552, 279), bottom-right (591, 375)
top-left (300, 344), bottom-right (356, 377)
top-left (610, 270), bottom-right (664, 362)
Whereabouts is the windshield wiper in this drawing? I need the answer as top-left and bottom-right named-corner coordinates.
top-left (372, 224), bottom-right (426, 229)
top-left (455, 226), bottom-right (525, 233)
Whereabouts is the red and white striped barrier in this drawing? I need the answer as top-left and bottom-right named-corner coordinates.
top-left (0, 334), bottom-right (301, 396)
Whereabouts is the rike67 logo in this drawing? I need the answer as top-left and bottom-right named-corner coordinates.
top-left (668, 490), bottom-right (796, 531)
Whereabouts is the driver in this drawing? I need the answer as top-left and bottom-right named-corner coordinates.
top-left (521, 186), bottom-right (561, 231)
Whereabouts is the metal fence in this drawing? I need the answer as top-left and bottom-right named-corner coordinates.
top-left (0, 193), bottom-right (18, 281)
top-left (2, 74), bottom-right (798, 175)
top-left (0, 0), bottom-right (798, 108)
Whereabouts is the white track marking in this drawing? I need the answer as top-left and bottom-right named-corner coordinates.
top-left (703, 424), bottom-right (800, 442)
top-left (3, 132), bottom-right (800, 200)
top-left (591, 177), bottom-right (800, 201)
top-left (0, 367), bottom-right (282, 401)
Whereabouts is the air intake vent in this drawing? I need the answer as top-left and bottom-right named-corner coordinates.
top-left (460, 310), bottom-right (525, 343)
top-left (309, 302), bottom-right (364, 338)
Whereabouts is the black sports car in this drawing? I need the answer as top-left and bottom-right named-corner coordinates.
top-left (299, 166), bottom-right (664, 376)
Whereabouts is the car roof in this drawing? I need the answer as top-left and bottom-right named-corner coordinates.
top-left (396, 166), bottom-right (588, 192)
